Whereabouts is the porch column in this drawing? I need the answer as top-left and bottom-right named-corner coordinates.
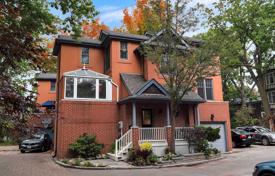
top-left (195, 104), bottom-right (201, 125)
top-left (131, 101), bottom-right (139, 149)
top-left (132, 101), bottom-right (137, 127)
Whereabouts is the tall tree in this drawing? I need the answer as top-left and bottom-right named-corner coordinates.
top-left (82, 19), bottom-right (109, 39)
top-left (121, 0), bottom-right (166, 34)
top-left (142, 0), bottom-right (217, 152)
top-left (0, 0), bottom-right (98, 139)
top-left (205, 0), bottom-right (275, 130)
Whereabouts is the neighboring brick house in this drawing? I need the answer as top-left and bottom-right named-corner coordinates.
top-left (52, 30), bottom-right (232, 159)
top-left (29, 73), bottom-right (56, 140)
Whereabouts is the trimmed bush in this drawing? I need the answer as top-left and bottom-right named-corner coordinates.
top-left (69, 134), bottom-right (104, 159)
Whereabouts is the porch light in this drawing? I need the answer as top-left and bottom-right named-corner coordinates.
top-left (210, 114), bottom-right (215, 121)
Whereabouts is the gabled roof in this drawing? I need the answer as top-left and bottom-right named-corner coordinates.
top-left (36, 73), bottom-right (56, 81)
top-left (120, 73), bottom-right (204, 104)
top-left (120, 73), bottom-right (147, 95)
top-left (64, 69), bottom-right (110, 79)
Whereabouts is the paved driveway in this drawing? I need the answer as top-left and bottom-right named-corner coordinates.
top-left (0, 145), bottom-right (275, 176)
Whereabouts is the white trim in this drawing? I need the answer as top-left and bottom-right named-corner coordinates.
top-left (95, 79), bottom-right (99, 99)
top-left (64, 76), bottom-right (112, 101)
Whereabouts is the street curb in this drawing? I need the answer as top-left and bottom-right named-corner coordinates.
top-left (0, 150), bottom-right (19, 152)
top-left (53, 156), bottom-right (225, 170)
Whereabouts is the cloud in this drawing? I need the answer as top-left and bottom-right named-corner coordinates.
top-left (98, 5), bottom-right (135, 27)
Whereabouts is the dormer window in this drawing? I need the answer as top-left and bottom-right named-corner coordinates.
top-left (81, 47), bottom-right (89, 64)
top-left (120, 42), bottom-right (128, 59)
top-left (64, 69), bottom-right (112, 101)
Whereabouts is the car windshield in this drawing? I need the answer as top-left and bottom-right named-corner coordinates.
top-left (256, 127), bottom-right (271, 133)
top-left (32, 134), bottom-right (43, 139)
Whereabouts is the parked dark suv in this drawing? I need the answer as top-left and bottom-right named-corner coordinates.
top-left (19, 133), bottom-right (52, 153)
top-left (236, 126), bottom-right (275, 146)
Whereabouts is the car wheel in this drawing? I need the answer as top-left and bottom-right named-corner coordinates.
top-left (262, 137), bottom-right (270, 146)
top-left (41, 146), bottom-right (45, 152)
top-left (20, 150), bottom-right (25, 153)
top-left (261, 172), bottom-right (274, 176)
top-left (245, 144), bottom-right (251, 147)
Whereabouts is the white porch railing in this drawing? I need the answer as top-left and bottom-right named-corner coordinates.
top-left (139, 127), bottom-right (166, 141)
top-left (175, 127), bottom-right (194, 140)
top-left (115, 128), bottom-right (132, 157)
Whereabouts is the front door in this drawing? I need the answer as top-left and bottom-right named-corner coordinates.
top-left (142, 109), bottom-right (152, 127)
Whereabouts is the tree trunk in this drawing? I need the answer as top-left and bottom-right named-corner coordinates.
top-left (240, 67), bottom-right (246, 108)
top-left (257, 76), bottom-right (274, 131)
top-left (169, 101), bottom-right (176, 154)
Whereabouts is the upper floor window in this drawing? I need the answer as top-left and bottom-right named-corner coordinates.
top-left (50, 80), bottom-right (56, 92)
top-left (197, 79), bottom-right (213, 100)
top-left (81, 47), bottom-right (89, 64)
top-left (64, 77), bottom-right (112, 100)
top-left (266, 72), bottom-right (275, 85)
top-left (268, 91), bottom-right (275, 104)
top-left (120, 42), bottom-right (128, 59)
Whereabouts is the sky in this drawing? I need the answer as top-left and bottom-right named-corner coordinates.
top-left (92, 0), bottom-right (218, 32)
top-left (49, 0), bottom-right (218, 36)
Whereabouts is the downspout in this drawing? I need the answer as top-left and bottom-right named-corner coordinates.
top-left (53, 53), bottom-right (61, 158)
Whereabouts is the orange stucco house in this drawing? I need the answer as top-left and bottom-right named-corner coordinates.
top-left (51, 30), bottom-right (232, 159)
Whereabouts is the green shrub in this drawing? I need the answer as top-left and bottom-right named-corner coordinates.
top-left (133, 156), bottom-right (146, 166)
top-left (147, 154), bottom-right (158, 164)
top-left (69, 134), bottom-right (104, 159)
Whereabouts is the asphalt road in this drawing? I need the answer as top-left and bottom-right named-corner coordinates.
top-left (0, 145), bottom-right (275, 176)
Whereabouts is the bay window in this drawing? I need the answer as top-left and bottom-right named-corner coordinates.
top-left (64, 77), bottom-right (112, 100)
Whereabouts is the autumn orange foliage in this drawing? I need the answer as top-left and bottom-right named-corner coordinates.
top-left (122, 0), bottom-right (166, 34)
top-left (82, 19), bottom-right (109, 39)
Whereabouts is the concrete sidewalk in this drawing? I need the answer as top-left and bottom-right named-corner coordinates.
top-left (0, 145), bottom-right (19, 152)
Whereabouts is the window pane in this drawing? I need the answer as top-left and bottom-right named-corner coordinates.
top-left (77, 78), bottom-right (95, 98)
top-left (50, 81), bottom-right (56, 91)
top-left (120, 42), bottom-right (128, 59)
top-left (198, 88), bottom-right (205, 99)
top-left (99, 80), bottom-right (106, 99)
top-left (206, 88), bottom-right (213, 100)
top-left (65, 77), bottom-right (74, 98)
top-left (81, 48), bottom-right (89, 64)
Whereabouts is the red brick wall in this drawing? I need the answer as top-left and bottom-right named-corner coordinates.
top-left (56, 100), bottom-right (119, 158)
top-left (198, 101), bottom-right (232, 152)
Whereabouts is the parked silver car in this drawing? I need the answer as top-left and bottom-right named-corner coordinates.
top-left (236, 126), bottom-right (275, 146)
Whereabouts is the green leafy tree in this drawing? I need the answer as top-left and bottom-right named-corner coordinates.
top-left (142, 0), bottom-right (218, 153)
top-left (205, 0), bottom-right (275, 130)
top-left (0, 0), bottom-right (98, 140)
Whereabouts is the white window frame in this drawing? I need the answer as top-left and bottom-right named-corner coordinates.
top-left (197, 79), bottom-right (214, 101)
top-left (266, 72), bottom-right (275, 85)
top-left (64, 76), bottom-right (112, 101)
top-left (268, 91), bottom-right (275, 104)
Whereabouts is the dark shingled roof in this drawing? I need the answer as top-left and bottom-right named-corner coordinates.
top-left (120, 73), bottom-right (147, 95)
top-left (100, 30), bottom-right (148, 41)
top-left (120, 73), bottom-right (205, 103)
top-left (53, 35), bottom-right (102, 56)
top-left (36, 73), bottom-right (56, 80)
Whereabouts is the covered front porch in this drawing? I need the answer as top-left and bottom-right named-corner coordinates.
top-left (111, 73), bottom-right (205, 160)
